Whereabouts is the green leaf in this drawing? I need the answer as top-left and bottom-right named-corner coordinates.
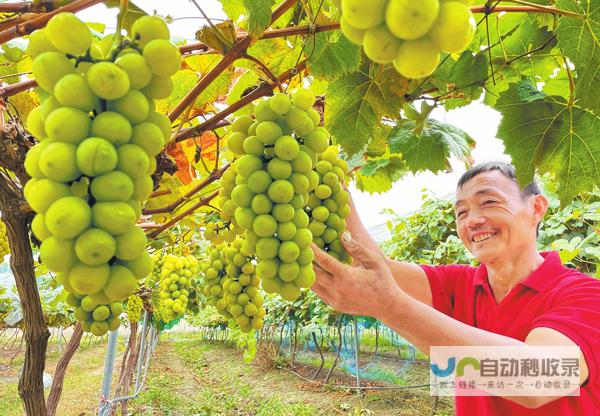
top-left (555, 0), bottom-right (600, 112)
top-left (388, 119), bottom-right (475, 174)
top-left (496, 80), bottom-right (600, 203)
top-left (325, 62), bottom-right (408, 156)
top-left (195, 21), bottom-right (237, 55)
top-left (355, 154), bottom-right (407, 194)
top-left (305, 31), bottom-right (361, 80)
top-left (219, 0), bottom-right (244, 21)
top-left (244, 0), bottom-right (274, 37)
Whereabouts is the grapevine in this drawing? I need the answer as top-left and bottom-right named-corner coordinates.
top-left (126, 294), bottom-right (143, 324)
top-left (0, 218), bottom-right (9, 259)
top-left (338, 0), bottom-right (476, 78)
top-left (23, 13), bottom-right (180, 335)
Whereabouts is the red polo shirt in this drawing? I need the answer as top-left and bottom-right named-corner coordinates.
top-left (421, 251), bottom-right (600, 415)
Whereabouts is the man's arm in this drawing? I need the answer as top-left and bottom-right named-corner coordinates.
top-left (345, 192), bottom-right (433, 307)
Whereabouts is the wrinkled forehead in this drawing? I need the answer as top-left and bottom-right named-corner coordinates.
top-left (455, 171), bottom-right (521, 203)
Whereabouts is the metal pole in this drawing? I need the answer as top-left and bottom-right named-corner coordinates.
top-left (134, 310), bottom-right (150, 391)
top-left (57, 327), bottom-right (62, 352)
top-left (353, 317), bottom-right (361, 396)
top-left (98, 330), bottom-right (118, 416)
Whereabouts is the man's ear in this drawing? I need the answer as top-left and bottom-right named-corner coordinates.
top-left (531, 194), bottom-right (548, 224)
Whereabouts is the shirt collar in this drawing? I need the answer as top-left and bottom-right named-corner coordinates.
top-left (473, 251), bottom-right (564, 292)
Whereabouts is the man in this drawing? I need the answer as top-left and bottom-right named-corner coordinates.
top-left (311, 162), bottom-right (600, 415)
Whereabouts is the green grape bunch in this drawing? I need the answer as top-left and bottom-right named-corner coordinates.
top-left (66, 292), bottom-right (123, 335)
top-left (126, 294), bottom-right (144, 324)
top-left (307, 147), bottom-right (352, 263)
top-left (202, 239), bottom-right (266, 332)
top-left (0, 218), bottom-right (9, 259)
top-left (156, 254), bottom-right (199, 322)
top-left (338, 0), bottom-right (476, 79)
top-left (224, 90), bottom-right (330, 302)
top-left (203, 220), bottom-right (241, 246)
top-left (23, 13), bottom-right (181, 335)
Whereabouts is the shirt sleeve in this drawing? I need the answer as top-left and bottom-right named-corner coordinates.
top-left (419, 264), bottom-right (470, 317)
top-left (531, 278), bottom-right (600, 386)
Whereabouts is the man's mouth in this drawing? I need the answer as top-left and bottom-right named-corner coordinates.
top-left (472, 232), bottom-right (497, 243)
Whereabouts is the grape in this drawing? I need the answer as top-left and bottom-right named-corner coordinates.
top-left (90, 112), bottom-right (133, 146)
top-left (146, 112), bottom-right (171, 140)
top-left (363, 25), bottom-right (402, 64)
top-left (27, 30), bottom-right (59, 59)
top-left (26, 107), bottom-right (46, 140)
top-left (117, 144), bottom-right (150, 179)
top-left (25, 179), bottom-right (72, 214)
top-left (132, 175), bottom-right (154, 201)
top-left (340, 18), bottom-right (366, 46)
top-left (120, 251), bottom-right (153, 279)
top-left (54, 74), bottom-right (97, 112)
top-left (115, 53), bottom-right (152, 89)
top-left (141, 75), bottom-right (174, 99)
top-left (103, 265), bottom-right (137, 301)
top-left (143, 39), bottom-right (182, 77)
top-left (114, 226), bottom-right (147, 260)
top-left (108, 90), bottom-right (150, 124)
top-left (45, 12), bottom-right (92, 55)
top-left (394, 39), bottom-right (441, 79)
top-left (247, 171), bottom-right (272, 194)
top-left (385, 0), bottom-right (440, 40)
top-left (155, 253), bottom-right (199, 322)
top-left (256, 121), bottom-right (283, 145)
top-left (75, 228), bottom-right (116, 266)
top-left (69, 263), bottom-right (110, 295)
top-left (291, 89), bottom-right (316, 111)
top-left (44, 107), bottom-right (90, 143)
top-left (428, 1), bottom-right (476, 53)
top-left (75, 137), bottom-right (118, 177)
top-left (45, 197), bottom-right (91, 239)
top-left (227, 131), bottom-right (246, 155)
top-left (131, 122), bottom-right (164, 156)
top-left (274, 135), bottom-right (300, 161)
top-left (86, 62), bottom-right (130, 100)
top-left (131, 15), bottom-right (170, 47)
top-left (0, 219), bottom-right (10, 258)
top-left (269, 93), bottom-right (292, 115)
top-left (340, 0), bottom-right (386, 30)
top-left (90, 171), bottom-right (134, 202)
top-left (92, 202), bottom-right (136, 235)
top-left (32, 52), bottom-right (76, 92)
top-left (31, 214), bottom-right (51, 241)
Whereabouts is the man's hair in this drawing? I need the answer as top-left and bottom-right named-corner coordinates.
top-left (456, 161), bottom-right (543, 235)
top-left (457, 161), bottom-right (542, 199)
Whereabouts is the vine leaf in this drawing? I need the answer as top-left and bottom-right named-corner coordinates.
top-left (195, 21), bottom-right (237, 55)
top-left (305, 32), bottom-right (361, 80)
top-left (244, 0), bottom-right (275, 37)
top-left (555, 0), bottom-right (600, 112)
top-left (496, 80), bottom-right (600, 204)
top-left (325, 62), bottom-right (409, 156)
top-left (388, 119), bottom-right (475, 174)
top-left (355, 153), bottom-right (407, 194)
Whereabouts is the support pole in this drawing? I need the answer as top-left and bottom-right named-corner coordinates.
top-left (98, 330), bottom-right (118, 416)
top-left (353, 317), bottom-right (361, 397)
top-left (134, 310), bottom-right (149, 392)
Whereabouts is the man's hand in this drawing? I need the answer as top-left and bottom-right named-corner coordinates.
top-left (311, 231), bottom-right (407, 317)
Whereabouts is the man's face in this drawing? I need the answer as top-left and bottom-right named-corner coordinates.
top-left (454, 171), bottom-right (544, 264)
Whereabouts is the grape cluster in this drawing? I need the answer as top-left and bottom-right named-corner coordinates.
top-left (126, 294), bottom-right (144, 324)
top-left (66, 292), bottom-right (123, 335)
top-left (338, 0), bottom-right (476, 78)
top-left (203, 220), bottom-right (241, 245)
top-left (226, 90), bottom-right (329, 301)
top-left (156, 254), bottom-right (199, 322)
top-left (23, 13), bottom-right (179, 335)
top-left (0, 218), bottom-right (9, 259)
top-left (202, 240), bottom-right (266, 332)
top-left (307, 147), bottom-right (352, 263)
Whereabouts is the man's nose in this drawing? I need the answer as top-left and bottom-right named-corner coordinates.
top-left (466, 211), bottom-right (486, 228)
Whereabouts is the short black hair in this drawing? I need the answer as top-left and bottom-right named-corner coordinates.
top-left (457, 161), bottom-right (543, 236)
top-left (457, 161), bottom-right (541, 198)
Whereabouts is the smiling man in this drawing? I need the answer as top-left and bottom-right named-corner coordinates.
top-left (311, 162), bottom-right (600, 415)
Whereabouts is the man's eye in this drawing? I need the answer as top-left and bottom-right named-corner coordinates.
top-left (456, 211), bottom-right (466, 217)
top-left (483, 200), bottom-right (496, 205)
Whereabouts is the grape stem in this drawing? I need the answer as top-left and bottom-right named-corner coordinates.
top-left (494, 0), bottom-right (585, 20)
top-left (115, 0), bottom-right (128, 44)
top-left (471, 4), bottom-right (585, 20)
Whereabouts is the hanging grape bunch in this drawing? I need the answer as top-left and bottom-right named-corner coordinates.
top-left (126, 294), bottom-right (144, 324)
top-left (202, 239), bottom-right (266, 332)
top-left (203, 220), bottom-right (240, 245)
top-left (0, 218), bottom-right (9, 259)
top-left (307, 147), bottom-right (352, 264)
top-left (225, 90), bottom-right (330, 302)
top-left (338, 0), bottom-right (476, 78)
top-left (23, 13), bottom-right (180, 335)
top-left (156, 254), bottom-right (199, 322)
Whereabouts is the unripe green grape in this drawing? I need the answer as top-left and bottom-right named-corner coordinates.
top-left (115, 53), bottom-right (152, 89)
top-left (291, 152), bottom-right (313, 175)
top-left (146, 112), bottom-right (171, 140)
top-left (45, 107), bottom-right (90, 144)
top-left (256, 121), bottom-right (283, 145)
top-left (269, 93), bottom-right (292, 115)
top-left (45, 196), bottom-right (91, 239)
top-left (27, 29), bottom-right (59, 59)
top-left (394, 39), bottom-right (441, 79)
top-left (45, 12), bottom-right (92, 55)
top-left (308, 221), bottom-right (326, 237)
top-left (385, 0), bottom-right (440, 40)
top-left (25, 178), bottom-right (71, 214)
top-left (115, 226), bottom-right (147, 260)
top-left (26, 107), bottom-right (46, 140)
top-left (141, 75), bottom-right (174, 99)
top-left (363, 24), bottom-right (402, 64)
top-left (256, 238), bottom-right (280, 259)
top-left (278, 241), bottom-right (300, 263)
top-left (247, 170), bottom-right (272, 194)
top-left (340, 18), bottom-right (366, 45)
top-left (234, 207), bottom-right (256, 230)
top-left (31, 213), bottom-right (51, 241)
top-left (117, 144), bottom-right (150, 179)
top-left (254, 100), bottom-right (278, 122)
top-left (289, 173), bottom-right (309, 194)
top-left (92, 202), bottom-right (136, 235)
top-left (232, 115), bottom-right (254, 134)
top-left (428, 1), bottom-right (476, 54)
top-left (143, 39), bottom-right (182, 76)
top-left (227, 131), bottom-right (246, 155)
top-left (236, 155), bottom-right (263, 177)
top-left (76, 138), bottom-right (118, 177)
top-left (267, 180), bottom-right (294, 203)
top-left (274, 135), bottom-right (300, 161)
top-left (40, 236), bottom-right (77, 273)
top-left (295, 266), bottom-right (316, 288)
top-left (231, 184), bottom-right (254, 207)
top-left (131, 122), bottom-right (164, 156)
top-left (251, 194), bottom-right (273, 215)
top-left (253, 214), bottom-right (278, 238)
top-left (86, 62), bottom-right (130, 100)
top-left (90, 171), bottom-right (134, 202)
top-left (108, 90), bottom-right (150, 124)
top-left (341, 0), bottom-right (386, 30)
top-left (90, 112), bottom-right (133, 146)
top-left (267, 158), bottom-right (292, 179)
top-left (69, 262), bottom-right (110, 295)
top-left (242, 136), bottom-right (264, 156)
top-left (305, 130), bottom-right (329, 153)
top-left (103, 265), bottom-right (137, 301)
top-left (54, 73), bottom-right (97, 112)
top-left (277, 221), bottom-right (297, 241)
top-left (280, 282), bottom-right (301, 301)
top-left (293, 209), bottom-right (310, 229)
top-left (25, 141), bottom-right (48, 179)
top-left (32, 52), bottom-right (76, 92)
top-left (278, 262), bottom-right (300, 282)
top-left (74, 228), bottom-right (116, 266)
top-left (285, 107), bottom-right (309, 132)
top-left (131, 15), bottom-right (170, 47)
